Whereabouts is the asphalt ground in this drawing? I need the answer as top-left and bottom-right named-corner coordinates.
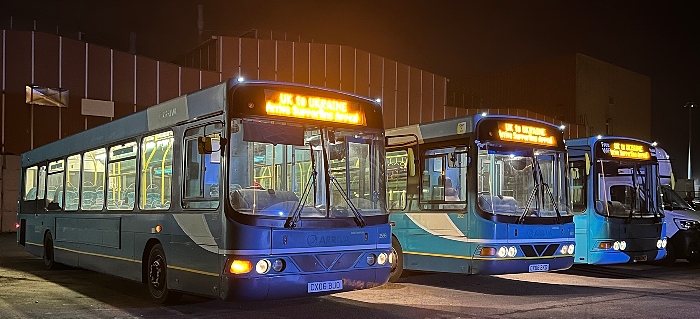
top-left (1, 232), bottom-right (700, 319)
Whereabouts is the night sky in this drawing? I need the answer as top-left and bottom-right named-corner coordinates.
top-left (2, 0), bottom-right (699, 180)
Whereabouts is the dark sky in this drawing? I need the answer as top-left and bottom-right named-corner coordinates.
top-left (2, 0), bottom-right (699, 179)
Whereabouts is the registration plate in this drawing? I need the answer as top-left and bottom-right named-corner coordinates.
top-left (529, 264), bottom-right (550, 272)
top-left (634, 255), bottom-right (648, 262)
top-left (308, 280), bottom-right (343, 293)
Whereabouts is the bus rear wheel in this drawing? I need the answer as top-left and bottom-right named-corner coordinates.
top-left (43, 232), bottom-right (60, 270)
top-left (147, 244), bottom-right (182, 304)
top-left (389, 236), bottom-right (403, 282)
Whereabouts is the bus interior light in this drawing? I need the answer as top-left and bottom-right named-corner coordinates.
top-left (480, 247), bottom-right (496, 256)
top-left (256, 259), bottom-right (271, 274)
top-left (230, 260), bottom-right (253, 274)
top-left (377, 253), bottom-right (388, 265)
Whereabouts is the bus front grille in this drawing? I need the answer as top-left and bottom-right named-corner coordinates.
top-left (291, 252), bottom-right (363, 272)
top-left (519, 244), bottom-right (558, 257)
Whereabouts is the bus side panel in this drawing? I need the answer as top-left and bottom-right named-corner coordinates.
top-left (23, 213), bottom-right (54, 258)
top-left (168, 213), bottom-right (222, 298)
top-left (573, 214), bottom-right (589, 263)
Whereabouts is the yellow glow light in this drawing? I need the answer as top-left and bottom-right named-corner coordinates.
top-left (230, 260), bottom-right (252, 274)
top-left (497, 122), bottom-right (556, 146)
top-left (265, 92), bottom-right (366, 125)
top-left (609, 142), bottom-right (650, 160)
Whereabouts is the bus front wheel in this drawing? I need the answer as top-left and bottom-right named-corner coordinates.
top-left (389, 236), bottom-right (404, 282)
top-left (43, 232), bottom-right (60, 270)
top-left (147, 244), bottom-right (182, 304)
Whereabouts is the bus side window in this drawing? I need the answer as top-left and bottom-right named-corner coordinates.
top-left (37, 165), bottom-right (47, 200)
top-left (46, 159), bottom-right (65, 211)
top-left (141, 131), bottom-right (174, 210)
top-left (107, 142), bottom-right (137, 211)
top-left (23, 166), bottom-right (38, 201)
top-left (183, 123), bottom-right (222, 209)
top-left (82, 148), bottom-right (107, 211)
top-left (65, 154), bottom-right (81, 211)
top-left (386, 149), bottom-right (408, 210)
top-left (570, 160), bottom-right (587, 213)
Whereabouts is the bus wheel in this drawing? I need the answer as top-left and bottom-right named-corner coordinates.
top-left (389, 236), bottom-right (403, 282)
top-left (43, 232), bottom-right (60, 270)
top-left (147, 244), bottom-right (182, 304)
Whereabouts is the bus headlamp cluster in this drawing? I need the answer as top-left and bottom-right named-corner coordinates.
top-left (229, 258), bottom-right (286, 274)
top-left (496, 246), bottom-right (518, 258)
top-left (598, 241), bottom-right (626, 251)
top-left (366, 253), bottom-right (389, 266)
top-left (656, 238), bottom-right (668, 249)
top-left (560, 244), bottom-right (575, 255)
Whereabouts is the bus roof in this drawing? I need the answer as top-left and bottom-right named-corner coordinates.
top-left (21, 82), bottom-right (227, 167)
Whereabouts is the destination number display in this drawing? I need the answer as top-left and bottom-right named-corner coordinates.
top-left (265, 90), bottom-right (366, 126)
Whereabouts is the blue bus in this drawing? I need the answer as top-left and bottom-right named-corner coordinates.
top-left (566, 136), bottom-right (667, 264)
top-left (16, 79), bottom-right (392, 302)
top-left (385, 114), bottom-right (575, 281)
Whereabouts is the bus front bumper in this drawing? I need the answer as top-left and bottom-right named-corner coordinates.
top-left (587, 249), bottom-right (666, 265)
top-left (220, 267), bottom-right (390, 301)
top-left (469, 256), bottom-right (574, 275)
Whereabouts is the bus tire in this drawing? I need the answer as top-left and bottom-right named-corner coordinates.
top-left (43, 232), bottom-right (60, 270)
top-left (147, 244), bottom-right (182, 304)
top-left (389, 236), bottom-right (404, 282)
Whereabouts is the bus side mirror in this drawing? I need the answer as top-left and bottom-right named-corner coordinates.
top-left (585, 153), bottom-right (591, 176)
top-left (198, 137), bottom-right (213, 154)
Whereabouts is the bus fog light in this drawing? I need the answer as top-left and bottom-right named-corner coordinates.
top-left (272, 259), bottom-right (286, 272)
top-left (619, 241), bottom-right (627, 251)
top-left (613, 241), bottom-right (620, 251)
top-left (377, 253), bottom-right (388, 265)
top-left (230, 260), bottom-right (252, 274)
top-left (366, 253), bottom-right (377, 265)
top-left (256, 259), bottom-right (271, 274)
top-left (567, 244), bottom-right (575, 255)
top-left (662, 238), bottom-right (667, 248)
top-left (560, 245), bottom-right (568, 255)
top-left (507, 246), bottom-right (517, 257)
top-left (497, 246), bottom-right (507, 258)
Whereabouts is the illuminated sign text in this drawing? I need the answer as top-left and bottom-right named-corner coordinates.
top-left (498, 122), bottom-right (556, 146)
top-left (265, 92), bottom-right (366, 125)
top-left (608, 142), bottom-right (650, 160)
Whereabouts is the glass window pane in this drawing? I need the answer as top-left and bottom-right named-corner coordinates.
top-left (65, 154), bottom-right (81, 211)
top-left (23, 166), bottom-right (38, 201)
top-left (108, 142), bottom-right (137, 211)
top-left (46, 159), bottom-right (65, 210)
top-left (37, 166), bottom-right (46, 200)
top-left (82, 148), bottom-right (106, 211)
top-left (141, 131), bottom-right (173, 210)
top-left (386, 151), bottom-right (407, 210)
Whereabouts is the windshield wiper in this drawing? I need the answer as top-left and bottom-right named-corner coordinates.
top-left (330, 176), bottom-right (366, 227)
top-left (285, 144), bottom-right (317, 229)
top-left (517, 155), bottom-right (562, 224)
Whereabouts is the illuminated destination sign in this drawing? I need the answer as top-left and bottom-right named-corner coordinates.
top-left (599, 141), bottom-right (651, 160)
top-left (497, 122), bottom-right (557, 146)
top-left (264, 91), bottom-right (366, 125)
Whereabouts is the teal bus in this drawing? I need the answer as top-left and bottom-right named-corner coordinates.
top-left (385, 114), bottom-right (575, 281)
top-left (17, 79), bottom-right (392, 302)
top-left (567, 136), bottom-right (667, 264)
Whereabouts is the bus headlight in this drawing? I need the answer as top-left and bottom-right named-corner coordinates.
top-left (662, 238), bottom-right (667, 248)
top-left (656, 239), bottom-right (663, 249)
top-left (613, 241), bottom-right (620, 251)
top-left (567, 244), bottom-right (575, 255)
top-left (230, 260), bottom-right (252, 274)
top-left (507, 246), bottom-right (517, 258)
top-left (560, 245), bottom-right (568, 255)
top-left (272, 258), bottom-right (286, 272)
top-left (366, 253), bottom-right (377, 265)
top-left (256, 259), bottom-right (271, 274)
top-left (377, 252), bottom-right (388, 265)
top-left (619, 241), bottom-right (626, 251)
top-left (497, 246), bottom-right (508, 258)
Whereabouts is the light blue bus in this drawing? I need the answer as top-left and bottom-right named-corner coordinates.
top-left (17, 79), bottom-right (392, 302)
top-left (386, 115), bottom-right (575, 281)
top-left (566, 136), bottom-right (667, 264)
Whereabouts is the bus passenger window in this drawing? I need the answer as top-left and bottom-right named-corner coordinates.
top-left (183, 124), bottom-right (222, 209)
top-left (37, 166), bottom-right (47, 200)
top-left (107, 142), bottom-right (137, 211)
top-left (23, 166), bottom-right (38, 201)
top-left (386, 150), bottom-right (408, 210)
top-left (141, 131), bottom-right (174, 210)
top-left (82, 148), bottom-right (106, 211)
top-left (65, 154), bottom-right (81, 211)
top-left (46, 159), bottom-right (65, 211)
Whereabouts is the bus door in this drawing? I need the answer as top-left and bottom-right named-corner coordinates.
top-left (568, 153), bottom-right (590, 260)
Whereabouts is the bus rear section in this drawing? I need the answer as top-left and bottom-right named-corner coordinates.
top-left (387, 115), bottom-right (575, 280)
top-left (568, 137), bottom-right (667, 264)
